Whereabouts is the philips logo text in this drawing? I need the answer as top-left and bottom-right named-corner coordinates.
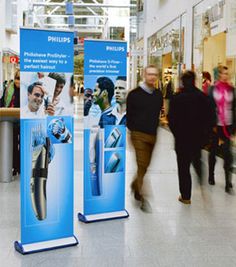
top-left (48, 36), bottom-right (71, 43)
top-left (106, 46), bottom-right (125, 52)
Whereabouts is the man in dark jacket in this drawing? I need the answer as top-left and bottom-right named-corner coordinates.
top-left (127, 64), bottom-right (163, 212)
top-left (168, 71), bottom-right (214, 204)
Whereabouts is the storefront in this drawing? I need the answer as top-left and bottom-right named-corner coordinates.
top-left (193, 0), bottom-right (236, 153)
top-left (0, 49), bottom-right (19, 97)
top-left (147, 13), bottom-right (186, 91)
top-left (193, 0), bottom-right (236, 88)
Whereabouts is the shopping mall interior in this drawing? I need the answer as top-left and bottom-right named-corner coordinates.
top-left (0, 0), bottom-right (236, 266)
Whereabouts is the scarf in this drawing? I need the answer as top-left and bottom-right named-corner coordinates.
top-left (4, 82), bottom-right (14, 107)
top-left (214, 81), bottom-right (233, 139)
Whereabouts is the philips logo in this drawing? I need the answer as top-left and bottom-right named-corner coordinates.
top-left (106, 46), bottom-right (125, 52)
top-left (48, 36), bottom-right (71, 43)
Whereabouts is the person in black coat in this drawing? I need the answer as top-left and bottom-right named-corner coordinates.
top-left (168, 71), bottom-right (215, 204)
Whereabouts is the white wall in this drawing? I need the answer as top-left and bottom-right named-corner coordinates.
top-left (0, 0), bottom-right (29, 54)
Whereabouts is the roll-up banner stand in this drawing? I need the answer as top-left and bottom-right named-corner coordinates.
top-left (78, 39), bottom-right (129, 223)
top-left (15, 28), bottom-right (78, 255)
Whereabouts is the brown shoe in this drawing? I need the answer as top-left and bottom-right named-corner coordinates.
top-left (178, 195), bottom-right (191, 205)
top-left (130, 182), bottom-right (143, 201)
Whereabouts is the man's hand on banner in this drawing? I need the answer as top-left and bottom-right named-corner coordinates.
top-left (45, 103), bottom-right (55, 116)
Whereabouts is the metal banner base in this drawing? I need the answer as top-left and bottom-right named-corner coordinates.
top-left (14, 236), bottom-right (78, 255)
top-left (78, 210), bottom-right (129, 223)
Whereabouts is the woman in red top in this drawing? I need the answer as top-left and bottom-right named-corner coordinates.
top-left (208, 66), bottom-right (236, 193)
top-left (202, 71), bottom-right (211, 95)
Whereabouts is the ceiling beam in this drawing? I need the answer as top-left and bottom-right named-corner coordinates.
top-left (32, 2), bottom-right (136, 8)
top-left (36, 14), bottom-right (109, 18)
top-left (91, 0), bottom-right (108, 15)
top-left (43, 23), bottom-right (105, 27)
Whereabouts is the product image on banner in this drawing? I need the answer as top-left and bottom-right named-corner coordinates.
top-left (30, 124), bottom-right (55, 220)
top-left (20, 72), bottom-right (74, 119)
top-left (89, 127), bottom-right (103, 196)
top-left (105, 152), bottom-right (122, 173)
top-left (48, 117), bottom-right (72, 143)
top-left (105, 127), bottom-right (122, 148)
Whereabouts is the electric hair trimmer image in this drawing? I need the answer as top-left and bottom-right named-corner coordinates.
top-left (105, 153), bottom-right (121, 173)
top-left (48, 117), bottom-right (72, 143)
top-left (30, 125), bottom-right (55, 220)
top-left (89, 126), bottom-right (103, 196)
top-left (105, 127), bottom-right (122, 148)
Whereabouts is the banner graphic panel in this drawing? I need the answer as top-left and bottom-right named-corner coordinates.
top-left (79, 39), bottom-right (129, 222)
top-left (15, 28), bottom-right (78, 254)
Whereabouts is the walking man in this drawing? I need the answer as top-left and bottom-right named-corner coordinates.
top-left (126, 65), bottom-right (163, 212)
top-left (168, 71), bottom-right (214, 204)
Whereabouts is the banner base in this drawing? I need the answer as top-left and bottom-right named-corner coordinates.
top-left (78, 210), bottom-right (129, 223)
top-left (14, 236), bottom-right (78, 255)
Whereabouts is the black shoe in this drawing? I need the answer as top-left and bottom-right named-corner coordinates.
top-left (225, 185), bottom-right (233, 194)
top-left (208, 176), bottom-right (215, 185)
top-left (208, 179), bottom-right (215, 185)
top-left (225, 173), bottom-right (233, 189)
top-left (12, 169), bottom-right (18, 176)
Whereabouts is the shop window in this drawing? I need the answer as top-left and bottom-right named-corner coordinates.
top-left (192, 0), bottom-right (236, 87)
top-left (109, 27), bottom-right (125, 40)
top-left (147, 14), bottom-right (186, 91)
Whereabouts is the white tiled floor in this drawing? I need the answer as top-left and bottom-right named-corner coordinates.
top-left (1, 117), bottom-right (236, 266)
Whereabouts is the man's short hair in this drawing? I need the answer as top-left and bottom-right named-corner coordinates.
top-left (48, 73), bottom-right (66, 85)
top-left (116, 76), bottom-right (126, 81)
top-left (96, 77), bottom-right (114, 103)
top-left (84, 88), bottom-right (93, 96)
top-left (181, 71), bottom-right (196, 88)
top-left (28, 82), bottom-right (43, 94)
top-left (218, 65), bottom-right (228, 74)
top-left (144, 64), bottom-right (158, 73)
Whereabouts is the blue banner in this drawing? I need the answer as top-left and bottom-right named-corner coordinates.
top-left (79, 40), bottom-right (129, 222)
top-left (15, 28), bottom-right (78, 254)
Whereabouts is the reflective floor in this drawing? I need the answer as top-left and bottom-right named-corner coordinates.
top-left (1, 101), bottom-right (236, 266)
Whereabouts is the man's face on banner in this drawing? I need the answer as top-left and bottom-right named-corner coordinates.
top-left (114, 80), bottom-right (127, 104)
top-left (54, 82), bottom-right (65, 98)
top-left (93, 83), bottom-right (104, 105)
top-left (28, 86), bottom-right (44, 112)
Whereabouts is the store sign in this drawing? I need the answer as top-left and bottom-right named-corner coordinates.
top-left (149, 30), bottom-right (179, 54)
top-left (205, 0), bottom-right (225, 24)
top-left (10, 56), bottom-right (19, 64)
